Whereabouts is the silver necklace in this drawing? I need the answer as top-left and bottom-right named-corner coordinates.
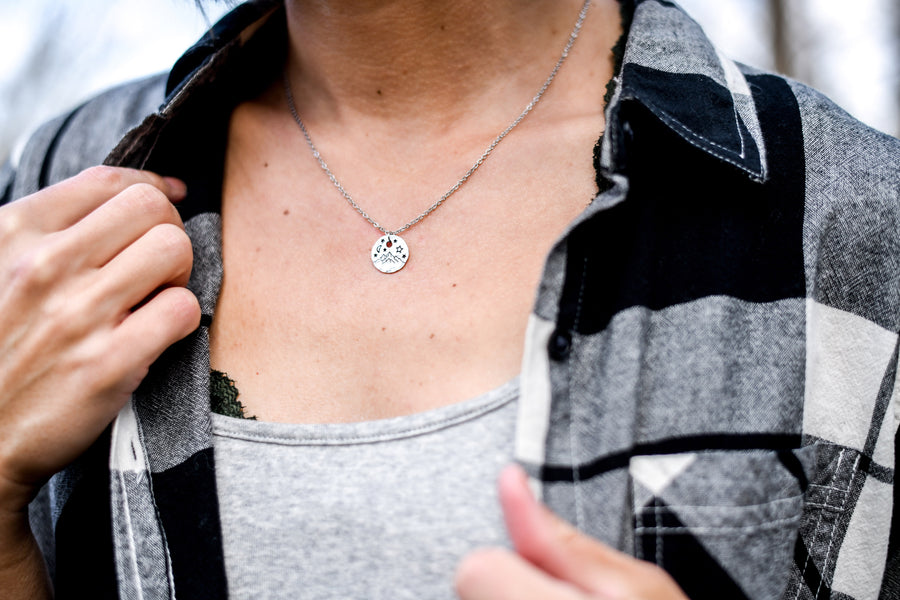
top-left (284, 0), bottom-right (592, 274)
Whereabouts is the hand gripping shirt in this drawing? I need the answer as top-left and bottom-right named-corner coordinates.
top-left (3, 0), bottom-right (899, 598)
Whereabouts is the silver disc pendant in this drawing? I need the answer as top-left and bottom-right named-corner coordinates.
top-left (371, 234), bottom-right (409, 274)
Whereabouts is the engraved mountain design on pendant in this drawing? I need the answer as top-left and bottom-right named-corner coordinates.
top-left (377, 252), bottom-right (404, 265)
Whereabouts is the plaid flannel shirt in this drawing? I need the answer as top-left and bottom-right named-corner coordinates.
top-left (3, 1), bottom-right (898, 598)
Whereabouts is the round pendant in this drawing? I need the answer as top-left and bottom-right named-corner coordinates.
top-left (371, 234), bottom-right (409, 274)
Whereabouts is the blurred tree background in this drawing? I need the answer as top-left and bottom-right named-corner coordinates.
top-left (0, 0), bottom-right (898, 167)
top-left (679, 0), bottom-right (899, 138)
top-left (0, 0), bottom-right (232, 166)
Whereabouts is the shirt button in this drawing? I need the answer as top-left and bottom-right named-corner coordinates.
top-left (548, 329), bottom-right (572, 361)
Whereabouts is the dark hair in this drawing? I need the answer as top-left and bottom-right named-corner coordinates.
top-left (193, 0), bottom-right (237, 21)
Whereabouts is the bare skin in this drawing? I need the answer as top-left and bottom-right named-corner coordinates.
top-left (211, 0), bottom-right (621, 422)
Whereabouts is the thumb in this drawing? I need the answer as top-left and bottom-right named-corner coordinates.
top-left (498, 465), bottom-right (668, 599)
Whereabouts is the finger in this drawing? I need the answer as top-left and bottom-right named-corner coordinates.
top-left (455, 547), bottom-right (585, 600)
top-left (58, 181), bottom-right (185, 268)
top-left (106, 286), bottom-right (200, 390)
top-left (16, 166), bottom-right (186, 232)
top-left (89, 223), bottom-right (194, 314)
top-left (500, 466), bottom-right (626, 581)
top-left (500, 465), bottom-right (665, 598)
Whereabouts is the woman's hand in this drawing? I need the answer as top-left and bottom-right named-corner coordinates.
top-left (456, 465), bottom-right (690, 600)
top-left (0, 167), bottom-right (200, 514)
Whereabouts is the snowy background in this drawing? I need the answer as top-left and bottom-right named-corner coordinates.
top-left (0, 0), bottom-right (897, 165)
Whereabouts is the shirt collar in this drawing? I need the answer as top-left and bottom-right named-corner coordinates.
top-left (142, 0), bottom-right (769, 184)
top-left (164, 0), bottom-right (283, 101)
top-left (606, 0), bottom-right (769, 182)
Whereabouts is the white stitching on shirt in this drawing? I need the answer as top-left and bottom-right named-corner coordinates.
top-left (794, 448), bottom-right (846, 600)
top-left (815, 454), bottom-right (860, 598)
top-left (634, 514), bottom-right (802, 534)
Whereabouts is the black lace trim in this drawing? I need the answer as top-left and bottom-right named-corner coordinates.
top-left (210, 370), bottom-right (256, 420)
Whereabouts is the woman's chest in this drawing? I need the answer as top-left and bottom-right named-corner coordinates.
top-left (209, 105), bottom-right (603, 423)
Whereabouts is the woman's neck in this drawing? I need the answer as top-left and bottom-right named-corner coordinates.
top-left (283, 0), bottom-right (621, 131)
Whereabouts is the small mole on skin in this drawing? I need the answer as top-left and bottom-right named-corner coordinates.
top-left (382, 327), bottom-right (387, 332)
top-left (440, 24), bottom-right (445, 31)
top-left (429, 333), bottom-right (435, 339)
top-left (377, 89), bottom-right (382, 96)
top-left (283, 209), bottom-right (290, 216)
top-left (452, 283), bottom-right (457, 288)
top-left (264, 162), bottom-right (269, 168)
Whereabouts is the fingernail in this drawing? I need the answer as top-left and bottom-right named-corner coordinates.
top-left (163, 177), bottom-right (188, 200)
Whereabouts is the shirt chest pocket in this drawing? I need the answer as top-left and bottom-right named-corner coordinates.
top-left (628, 447), bottom-right (815, 600)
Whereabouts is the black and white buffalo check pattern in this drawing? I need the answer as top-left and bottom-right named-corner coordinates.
top-left (4, 0), bottom-right (898, 598)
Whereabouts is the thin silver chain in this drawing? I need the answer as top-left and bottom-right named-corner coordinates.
top-left (284, 0), bottom-right (592, 237)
